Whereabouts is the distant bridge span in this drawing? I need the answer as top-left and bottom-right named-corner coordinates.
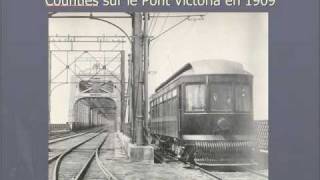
top-left (68, 73), bottom-right (123, 131)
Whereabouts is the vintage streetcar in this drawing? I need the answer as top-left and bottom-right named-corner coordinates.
top-left (149, 59), bottom-right (255, 166)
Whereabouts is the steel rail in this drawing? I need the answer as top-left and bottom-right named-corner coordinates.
top-left (197, 167), bottom-right (223, 180)
top-left (161, 151), bottom-right (268, 180)
top-left (95, 134), bottom-right (119, 180)
top-left (73, 133), bottom-right (109, 180)
top-left (49, 128), bottom-right (101, 144)
top-left (48, 154), bottom-right (61, 163)
top-left (49, 131), bottom-right (70, 140)
top-left (48, 128), bottom-right (103, 163)
top-left (181, 159), bottom-right (223, 180)
top-left (52, 131), bottom-right (104, 180)
top-left (239, 166), bottom-right (269, 179)
top-left (156, 150), bottom-right (223, 180)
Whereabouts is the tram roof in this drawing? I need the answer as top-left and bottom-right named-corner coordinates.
top-left (183, 59), bottom-right (250, 75)
top-left (155, 59), bottom-right (251, 92)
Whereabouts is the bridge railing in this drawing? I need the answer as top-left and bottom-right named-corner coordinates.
top-left (48, 123), bottom-right (70, 132)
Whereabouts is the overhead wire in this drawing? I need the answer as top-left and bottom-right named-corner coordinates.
top-left (159, 13), bottom-right (169, 35)
top-left (149, 13), bottom-right (160, 36)
top-left (148, 13), bottom-right (156, 35)
top-left (150, 13), bottom-right (169, 51)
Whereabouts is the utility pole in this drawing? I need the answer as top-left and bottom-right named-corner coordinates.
top-left (48, 49), bottom-right (51, 125)
top-left (120, 50), bottom-right (125, 132)
top-left (128, 54), bottom-right (134, 138)
top-left (132, 12), bottom-right (144, 145)
top-left (130, 12), bottom-right (196, 145)
top-left (143, 13), bottom-right (149, 133)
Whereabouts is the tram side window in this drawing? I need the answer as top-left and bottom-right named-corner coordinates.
top-left (235, 85), bottom-right (251, 112)
top-left (172, 97), bottom-right (177, 115)
top-left (150, 101), bottom-right (153, 118)
top-left (156, 103), bottom-right (159, 118)
top-left (210, 83), bottom-right (233, 111)
top-left (155, 99), bottom-right (158, 118)
top-left (185, 84), bottom-right (206, 112)
top-left (159, 97), bottom-right (163, 117)
top-left (152, 101), bottom-right (155, 118)
top-left (164, 93), bottom-right (168, 117)
top-left (169, 99), bottom-right (173, 116)
top-left (172, 89), bottom-right (177, 115)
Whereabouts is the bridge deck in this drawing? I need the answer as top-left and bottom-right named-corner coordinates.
top-left (102, 133), bottom-right (214, 180)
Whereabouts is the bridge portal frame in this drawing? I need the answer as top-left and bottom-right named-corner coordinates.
top-left (49, 36), bottom-right (127, 129)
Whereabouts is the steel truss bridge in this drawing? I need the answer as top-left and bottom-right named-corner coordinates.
top-left (49, 35), bottom-right (127, 132)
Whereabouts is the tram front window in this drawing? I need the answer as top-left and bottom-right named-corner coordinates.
top-left (235, 84), bottom-right (251, 112)
top-left (185, 84), bottom-right (206, 112)
top-left (210, 83), bottom-right (233, 111)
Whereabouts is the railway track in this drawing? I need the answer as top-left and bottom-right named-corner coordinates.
top-left (48, 130), bottom-right (119, 180)
top-left (49, 130), bottom-right (103, 162)
top-left (238, 166), bottom-right (268, 178)
top-left (50, 131), bottom-right (267, 180)
top-left (49, 131), bottom-right (71, 140)
top-left (49, 128), bottom-right (102, 144)
top-left (155, 150), bottom-right (268, 180)
top-left (48, 131), bottom-right (104, 179)
top-left (53, 132), bottom-right (105, 180)
top-left (95, 135), bottom-right (119, 180)
top-left (198, 166), bottom-right (268, 180)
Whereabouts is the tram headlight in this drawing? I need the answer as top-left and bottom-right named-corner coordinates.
top-left (217, 117), bottom-right (231, 131)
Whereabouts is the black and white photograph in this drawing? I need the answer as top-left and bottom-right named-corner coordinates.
top-left (48, 12), bottom-right (268, 180)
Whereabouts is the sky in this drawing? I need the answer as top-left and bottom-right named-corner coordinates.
top-left (49, 12), bottom-right (268, 123)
